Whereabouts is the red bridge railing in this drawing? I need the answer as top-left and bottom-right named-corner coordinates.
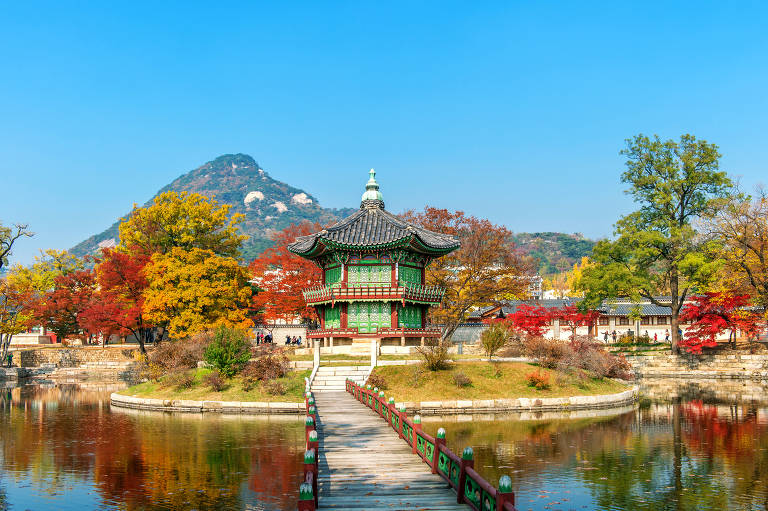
top-left (297, 390), bottom-right (319, 511)
top-left (344, 379), bottom-right (518, 511)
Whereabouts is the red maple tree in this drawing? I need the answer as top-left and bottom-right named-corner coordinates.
top-left (556, 304), bottom-right (600, 339)
top-left (80, 248), bottom-right (153, 352)
top-left (679, 291), bottom-right (761, 354)
top-left (32, 269), bottom-right (97, 343)
top-left (505, 304), bottom-right (551, 336)
top-left (248, 222), bottom-right (323, 325)
top-left (503, 303), bottom-right (599, 338)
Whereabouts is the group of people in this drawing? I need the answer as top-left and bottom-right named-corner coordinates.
top-left (603, 329), bottom-right (676, 343)
top-left (285, 335), bottom-right (302, 346)
top-left (254, 331), bottom-right (303, 346)
top-left (255, 331), bottom-right (273, 345)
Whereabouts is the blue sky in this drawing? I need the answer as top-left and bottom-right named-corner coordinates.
top-left (2, 2), bottom-right (767, 265)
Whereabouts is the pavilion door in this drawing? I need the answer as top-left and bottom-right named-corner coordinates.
top-left (350, 302), bottom-right (387, 334)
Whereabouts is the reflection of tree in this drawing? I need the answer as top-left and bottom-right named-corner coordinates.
top-left (0, 385), bottom-right (304, 510)
top-left (424, 403), bottom-right (768, 510)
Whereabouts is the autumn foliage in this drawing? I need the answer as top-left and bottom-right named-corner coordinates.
top-left (402, 207), bottom-right (532, 341)
top-left (501, 303), bottom-right (599, 339)
top-left (80, 248), bottom-right (152, 351)
top-left (248, 222), bottom-right (322, 324)
top-left (679, 291), bottom-right (761, 354)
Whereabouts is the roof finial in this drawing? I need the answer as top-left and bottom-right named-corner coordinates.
top-left (361, 168), bottom-right (384, 208)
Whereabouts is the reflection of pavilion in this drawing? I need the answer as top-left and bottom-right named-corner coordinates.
top-left (289, 170), bottom-right (459, 354)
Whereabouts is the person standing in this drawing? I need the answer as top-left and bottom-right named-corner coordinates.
top-left (603, 331), bottom-right (608, 342)
top-left (665, 329), bottom-right (669, 342)
top-left (654, 332), bottom-right (658, 343)
top-left (612, 330), bottom-right (617, 342)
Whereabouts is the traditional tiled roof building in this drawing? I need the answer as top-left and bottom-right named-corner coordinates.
top-left (288, 170), bottom-right (459, 351)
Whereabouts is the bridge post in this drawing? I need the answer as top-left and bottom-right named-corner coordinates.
top-left (313, 340), bottom-right (320, 369)
top-left (434, 428), bottom-right (446, 474)
top-left (303, 449), bottom-right (318, 509)
top-left (457, 447), bottom-right (474, 504)
top-left (496, 475), bottom-right (515, 511)
top-left (412, 415), bottom-right (422, 455)
top-left (298, 482), bottom-right (315, 511)
top-left (398, 405), bottom-right (406, 439)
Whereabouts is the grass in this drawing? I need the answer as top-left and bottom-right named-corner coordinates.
top-left (366, 362), bottom-right (629, 402)
top-left (119, 368), bottom-right (310, 402)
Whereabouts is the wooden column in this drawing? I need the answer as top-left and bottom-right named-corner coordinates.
top-left (341, 303), bottom-right (348, 329)
top-left (400, 335), bottom-right (405, 347)
top-left (391, 302), bottom-right (398, 328)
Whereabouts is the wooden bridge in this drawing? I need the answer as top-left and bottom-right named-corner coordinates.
top-left (298, 382), bottom-right (517, 511)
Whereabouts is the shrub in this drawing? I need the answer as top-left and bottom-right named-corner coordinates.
top-left (523, 336), bottom-right (570, 368)
top-left (241, 353), bottom-right (290, 391)
top-left (366, 371), bottom-right (388, 390)
top-left (147, 332), bottom-right (212, 377)
top-left (203, 327), bottom-right (253, 378)
top-left (163, 369), bottom-right (195, 390)
top-left (526, 369), bottom-right (551, 390)
top-left (452, 371), bottom-right (472, 388)
top-left (416, 339), bottom-right (450, 371)
top-left (204, 370), bottom-right (227, 391)
top-left (480, 323), bottom-right (510, 359)
top-left (553, 336), bottom-right (634, 380)
top-left (265, 380), bottom-right (286, 396)
top-left (410, 364), bottom-right (425, 387)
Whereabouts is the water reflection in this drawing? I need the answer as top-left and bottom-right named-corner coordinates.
top-left (0, 384), bottom-right (304, 510)
top-left (4, 383), bottom-right (768, 510)
top-left (423, 400), bottom-right (768, 510)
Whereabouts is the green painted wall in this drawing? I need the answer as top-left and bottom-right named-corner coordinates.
top-left (347, 264), bottom-right (391, 286)
top-left (398, 304), bottom-right (422, 328)
top-left (348, 302), bottom-right (390, 333)
top-left (324, 305), bottom-right (341, 329)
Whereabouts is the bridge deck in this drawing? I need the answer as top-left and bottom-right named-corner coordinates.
top-left (314, 391), bottom-right (468, 510)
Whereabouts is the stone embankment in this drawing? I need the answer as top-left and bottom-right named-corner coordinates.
top-left (628, 353), bottom-right (768, 379)
top-left (110, 393), bottom-right (305, 414)
top-left (391, 386), bottom-right (638, 415)
top-left (1, 347), bottom-right (143, 383)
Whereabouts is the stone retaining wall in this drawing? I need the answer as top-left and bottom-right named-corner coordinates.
top-left (110, 393), bottom-right (305, 414)
top-left (629, 353), bottom-right (768, 379)
top-left (396, 386), bottom-right (638, 415)
top-left (19, 347), bottom-right (140, 368)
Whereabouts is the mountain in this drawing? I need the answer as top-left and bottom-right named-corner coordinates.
top-left (71, 154), bottom-right (597, 268)
top-left (70, 154), bottom-right (356, 261)
top-left (513, 232), bottom-right (597, 275)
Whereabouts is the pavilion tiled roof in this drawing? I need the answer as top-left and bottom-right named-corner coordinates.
top-left (288, 202), bottom-right (460, 256)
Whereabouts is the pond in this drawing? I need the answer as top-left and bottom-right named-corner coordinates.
top-left (421, 380), bottom-right (768, 511)
top-left (2, 381), bottom-right (768, 510)
top-left (0, 383), bottom-right (305, 511)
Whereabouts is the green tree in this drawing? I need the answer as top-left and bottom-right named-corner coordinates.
top-left (579, 134), bottom-right (731, 352)
top-left (479, 323), bottom-right (510, 360)
top-left (203, 326), bottom-right (253, 378)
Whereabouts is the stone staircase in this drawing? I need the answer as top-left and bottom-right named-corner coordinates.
top-left (311, 365), bottom-right (371, 392)
top-left (628, 353), bottom-right (768, 379)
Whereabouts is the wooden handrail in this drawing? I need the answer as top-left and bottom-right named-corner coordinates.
top-left (345, 380), bottom-right (517, 511)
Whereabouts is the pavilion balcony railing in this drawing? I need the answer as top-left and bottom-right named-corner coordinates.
top-left (302, 282), bottom-right (446, 306)
top-left (306, 326), bottom-right (442, 339)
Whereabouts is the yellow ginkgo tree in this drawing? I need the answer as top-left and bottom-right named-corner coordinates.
top-left (142, 247), bottom-right (253, 340)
